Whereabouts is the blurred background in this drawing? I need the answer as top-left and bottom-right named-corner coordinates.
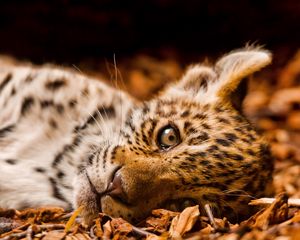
top-left (0, 0), bottom-right (299, 64)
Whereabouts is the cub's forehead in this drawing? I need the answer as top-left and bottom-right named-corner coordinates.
top-left (127, 97), bottom-right (223, 129)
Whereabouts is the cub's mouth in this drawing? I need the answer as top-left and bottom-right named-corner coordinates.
top-left (84, 168), bottom-right (199, 222)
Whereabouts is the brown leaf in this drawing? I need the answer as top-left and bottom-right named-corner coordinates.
top-left (111, 218), bottom-right (133, 236)
top-left (145, 209), bottom-right (179, 233)
top-left (103, 220), bottom-right (112, 240)
top-left (0, 209), bottom-right (16, 218)
top-left (0, 217), bottom-right (20, 234)
top-left (43, 230), bottom-right (66, 240)
top-left (18, 207), bottom-right (65, 224)
top-left (94, 218), bottom-right (103, 238)
top-left (65, 206), bottom-right (83, 233)
top-left (145, 232), bottom-right (169, 240)
top-left (169, 205), bottom-right (200, 239)
top-left (244, 193), bottom-right (289, 229)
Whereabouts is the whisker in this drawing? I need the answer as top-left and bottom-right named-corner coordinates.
top-left (71, 64), bottom-right (83, 74)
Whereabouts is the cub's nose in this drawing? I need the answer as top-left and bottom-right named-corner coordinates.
top-left (106, 169), bottom-right (126, 202)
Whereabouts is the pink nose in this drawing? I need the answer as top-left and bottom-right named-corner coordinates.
top-left (107, 169), bottom-right (125, 199)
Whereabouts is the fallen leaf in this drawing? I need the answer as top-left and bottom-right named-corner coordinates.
top-left (65, 206), bottom-right (83, 233)
top-left (244, 193), bottom-right (289, 230)
top-left (43, 230), bottom-right (66, 240)
top-left (103, 220), bottom-right (112, 240)
top-left (111, 218), bottom-right (133, 236)
top-left (169, 205), bottom-right (200, 239)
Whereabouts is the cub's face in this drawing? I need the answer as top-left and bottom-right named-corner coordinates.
top-left (75, 48), bottom-right (274, 224)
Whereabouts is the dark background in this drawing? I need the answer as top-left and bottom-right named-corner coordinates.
top-left (0, 0), bottom-right (299, 65)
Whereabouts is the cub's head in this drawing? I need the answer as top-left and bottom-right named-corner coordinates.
top-left (75, 48), bottom-right (274, 224)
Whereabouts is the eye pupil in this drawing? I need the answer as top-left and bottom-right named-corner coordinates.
top-left (168, 135), bottom-right (175, 142)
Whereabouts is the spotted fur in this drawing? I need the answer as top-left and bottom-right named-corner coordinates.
top-left (0, 48), bottom-right (274, 224)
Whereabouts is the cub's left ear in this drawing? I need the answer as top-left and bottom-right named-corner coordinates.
top-left (214, 48), bottom-right (272, 100)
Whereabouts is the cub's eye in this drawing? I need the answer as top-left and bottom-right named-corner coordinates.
top-left (157, 125), bottom-right (180, 149)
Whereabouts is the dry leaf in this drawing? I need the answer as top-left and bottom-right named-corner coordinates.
top-left (65, 206), bottom-right (83, 233)
top-left (94, 218), bottom-right (103, 238)
top-left (244, 193), bottom-right (289, 229)
top-left (146, 209), bottom-right (179, 233)
top-left (43, 230), bottom-right (66, 240)
top-left (111, 218), bottom-right (133, 236)
top-left (169, 205), bottom-right (200, 239)
top-left (103, 220), bottom-right (112, 240)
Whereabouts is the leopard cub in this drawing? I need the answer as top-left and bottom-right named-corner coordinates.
top-left (0, 48), bottom-right (274, 224)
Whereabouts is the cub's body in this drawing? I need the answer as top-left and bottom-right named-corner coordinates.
top-left (0, 49), bottom-right (274, 224)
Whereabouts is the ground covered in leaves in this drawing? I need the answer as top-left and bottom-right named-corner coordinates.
top-left (1, 49), bottom-right (300, 239)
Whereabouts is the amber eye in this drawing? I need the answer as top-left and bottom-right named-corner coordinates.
top-left (157, 125), bottom-right (180, 149)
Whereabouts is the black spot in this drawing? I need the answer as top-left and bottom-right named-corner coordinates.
top-left (68, 99), bottom-right (77, 108)
top-left (241, 138), bottom-right (251, 144)
top-left (52, 153), bottom-right (63, 167)
top-left (0, 73), bottom-right (12, 94)
top-left (147, 119), bottom-right (157, 140)
top-left (193, 113), bottom-right (207, 119)
top-left (125, 118), bottom-right (135, 132)
top-left (224, 178), bottom-right (235, 185)
top-left (11, 88), bottom-right (16, 96)
top-left (241, 163), bottom-right (253, 169)
top-left (87, 153), bottom-right (95, 165)
top-left (81, 88), bottom-right (89, 96)
top-left (5, 159), bottom-right (17, 165)
top-left (198, 132), bottom-right (209, 141)
top-left (199, 160), bottom-right (210, 166)
top-left (216, 161), bottom-right (226, 168)
top-left (57, 171), bottom-right (65, 179)
top-left (231, 154), bottom-right (244, 161)
top-left (0, 124), bottom-right (15, 138)
top-left (34, 167), bottom-right (46, 173)
top-left (181, 110), bottom-right (190, 117)
top-left (199, 152), bottom-right (208, 159)
top-left (208, 145), bottom-right (219, 152)
top-left (202, 123), bottom-right (211, 129)
top-left (49, 177), bottom-right (68, 202)
top-left (192, 176), bottom-right (199, 182)
top-left (217, 117), bottom-right (230, 124)
top-left (216, 138), bottom-right (231, 147)
top-left (102, 147), bottom-right (109, 170)
top-left (21, 97), bottom-right (34, 115)
top-left (213, 153), bottom-right (224, 160)
top-left (25, 74), bottom-right (34, 83)
top-left (49, 119), bottom-right (58, 129)
top-left (232, 115), bottom-right (244, 123)
top-left (224, 133), bottom-right (237, 142)
top-left (188, 132), bottom-right (209, 145)
top-left (40, 100), bottom-right (54, 108)
top-left (142, 104), bottom-right (150, 114)
top-left (56, 104), bottom-right (64, 114)
top-left (186, 156), bottom-right (196, 162)
top-left (45, 79), bottom-right (66, 91)
top-left (247, 149), bottom-right (255, 156)
top-left (184, 121), bottom-right (192, 131)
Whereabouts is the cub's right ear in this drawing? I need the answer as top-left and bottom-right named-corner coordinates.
top-left (163, 48), bottom-right (272, 106)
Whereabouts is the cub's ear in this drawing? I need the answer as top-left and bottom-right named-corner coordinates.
top-left (214, 48), bottom-right (272, 100)
top-left (164, 48), bottom-right (272, 106)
